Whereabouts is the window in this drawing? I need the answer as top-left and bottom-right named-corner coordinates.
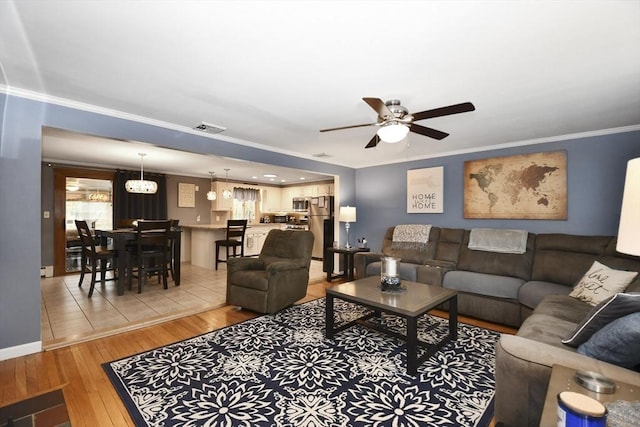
top-left (232, 187), bottom-right (259, 222)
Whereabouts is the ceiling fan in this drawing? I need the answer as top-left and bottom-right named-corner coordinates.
top-left (320, 98), bottom-right (475, 149)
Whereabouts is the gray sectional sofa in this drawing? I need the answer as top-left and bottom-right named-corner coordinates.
top-left (354, 225), bottom-right (640, 426)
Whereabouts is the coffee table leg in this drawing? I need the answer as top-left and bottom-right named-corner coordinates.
top-left (407, 317), bottom-right (418, 375)
top-left (449, 294), bottom-right (458, 340)
top-left (325, 294), bottom-right (335, 339)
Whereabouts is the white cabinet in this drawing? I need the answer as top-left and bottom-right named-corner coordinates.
top-left (244, 225), bottom-right (280, 256)
top-left (211, 182), bottom-right (233, 211)
top-left (261, 187), bottom-right (282, 212)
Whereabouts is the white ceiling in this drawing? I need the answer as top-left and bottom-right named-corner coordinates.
top-left (2, 1), bottom-right (639, 179)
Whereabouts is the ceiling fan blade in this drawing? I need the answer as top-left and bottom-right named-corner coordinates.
top-left (363, 97), bottom-right (394, 119)
top-left (410, 124), bottom-right (449, 140)
top-left (411, 102), bottom-right (475, 121)
top-left (365, 134), bottom-right (380, 149)
top-left (320, 122), bottom-right (377, 132)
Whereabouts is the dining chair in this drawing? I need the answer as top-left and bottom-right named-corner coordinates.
top-left (75, 220), bottom-right (118, 297)
top-left (215, 219), bottom-right (248, 270)
top-left (127, 220), bottom-right (172, 293)
top-left (167, 219), bottom-right (180, 281)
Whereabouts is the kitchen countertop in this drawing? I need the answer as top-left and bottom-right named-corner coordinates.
top-left (180, 223), bottom-right (285, 230)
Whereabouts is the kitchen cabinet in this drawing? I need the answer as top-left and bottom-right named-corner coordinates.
top-left (261, 187), bottom-right (282, 212)
top-left (244, 224), bottom-right (281, 256)
top-left (308, 183), bottom-right (335, 197)
top-left (211, 182), bottom-right (233, 211)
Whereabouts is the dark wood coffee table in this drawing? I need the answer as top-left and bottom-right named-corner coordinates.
top-left (325, 276), bottom-right (458, 375)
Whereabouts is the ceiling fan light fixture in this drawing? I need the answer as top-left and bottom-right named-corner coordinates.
top-left (377, 122), bottom-right (409, 143)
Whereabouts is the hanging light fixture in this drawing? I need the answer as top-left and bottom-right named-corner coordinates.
top-left (125, 153), bottom-right (158, 194)
top-left (206, 171), bottom-right (217, 201)
top-left (377, 121), bottom-right (409, 143)
top-left (223, 168), bottom-right (232, 199)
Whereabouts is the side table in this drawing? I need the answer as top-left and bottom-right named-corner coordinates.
top-left (326, 246), bottom-right (370, 281)
top-left (539, 364), bottom-right (639, 426)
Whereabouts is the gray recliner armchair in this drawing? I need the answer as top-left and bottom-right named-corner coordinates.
top-left (226, 229), bottom-right (314, 314)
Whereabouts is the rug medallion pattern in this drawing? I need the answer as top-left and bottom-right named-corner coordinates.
top-left (104, 298), bottom-right (499, 426)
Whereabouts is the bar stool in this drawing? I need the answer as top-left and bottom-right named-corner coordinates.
top-left (215, 219), bottom-right (248, 270)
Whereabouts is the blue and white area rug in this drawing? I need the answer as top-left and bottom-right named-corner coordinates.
top-left (103, 298), bottom-right (500, 426)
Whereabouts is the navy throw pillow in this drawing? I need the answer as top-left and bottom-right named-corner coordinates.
top-left (562, 293), bottom-right (640, 347)
top-left (577, 312), bottom-right (640, 369)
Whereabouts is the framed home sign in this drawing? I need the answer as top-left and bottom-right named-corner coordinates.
top-left (407, 166), bottom-right (444, 213)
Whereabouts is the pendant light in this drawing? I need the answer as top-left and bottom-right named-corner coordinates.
top-left (223, 168), bottom-right (232, 199)
top-left (125, 153), bottom-right (158, 194)
top-left (206, 171), bottom-right (217, 200)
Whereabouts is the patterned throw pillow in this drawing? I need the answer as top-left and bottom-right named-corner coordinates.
top-left (562, 293), bottom-right (640, 347)
top-left (569, 261), bottom-right (638, 306)
top-left (578, 312), bottom-right (640, 369)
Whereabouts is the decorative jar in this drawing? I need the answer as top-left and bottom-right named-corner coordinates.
top-left (381, 256), bottom-right (401, 291)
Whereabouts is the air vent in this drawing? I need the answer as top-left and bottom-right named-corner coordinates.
top-left (313, 152), bottom-right (332, 158)
top-left (193, 121), bottom-right (226, 134)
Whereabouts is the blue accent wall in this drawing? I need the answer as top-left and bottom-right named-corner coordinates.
top-left (0, 93), bottom-right (355, 355)
top-left (1, 90), bottom-right (638, 357)
top-left (353, 131), bottom-right (640, 252)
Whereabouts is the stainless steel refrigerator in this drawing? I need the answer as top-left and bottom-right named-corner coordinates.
top-left (309, 195), bottom-right (334, 259)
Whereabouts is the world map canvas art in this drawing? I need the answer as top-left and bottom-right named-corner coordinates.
top-left (464, 151), bottom-right (567, 219)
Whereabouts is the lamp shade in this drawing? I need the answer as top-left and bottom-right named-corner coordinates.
top-left (125, 153), bottom-right (157, 194)
top-left (617, 157), bottom-right (640, 256)
top-left (377, 122), bottom-right (409, 143)
top-left (339, 206), bottom-right (356, 222)
top-left (124, 179), bottom-right (157, 194)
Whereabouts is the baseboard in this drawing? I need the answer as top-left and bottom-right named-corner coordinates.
top-left (0, 340), bottom-right (42, 361)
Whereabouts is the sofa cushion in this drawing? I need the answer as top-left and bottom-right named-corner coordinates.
top-left (563, 293), bottom-right (640, 347)
top-left (516, 313), bottom-right (580, 349)
top-left (531, 234), bottom-right (611, 286)
top-left (519, 281), bottom-right (572, 309)
top-left (381, 226), bottom-right (439, 265)
top-left (456, 230), bottom-right (535, 281)
top-left (443, 270), bottom-right (525, 299)
top-left (601, 238), bottom-right (640, 292)
top-left (578, 312), bottom-right (640, 369)
top-left (526, 294), bottom-right (592, 324)
top-left (568, 261), bottom-right (637, 306)
top-left (433, 228), bottom-right (465, 264)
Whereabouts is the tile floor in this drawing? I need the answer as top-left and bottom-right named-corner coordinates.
top-left (41, 260), bottom-right (328, 349)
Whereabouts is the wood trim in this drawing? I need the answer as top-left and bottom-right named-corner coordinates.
top-left (53, 167), bottom-right (115, 276)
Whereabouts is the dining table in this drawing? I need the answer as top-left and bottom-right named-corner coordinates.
top-left (97, 227), bottom-right (182, 295)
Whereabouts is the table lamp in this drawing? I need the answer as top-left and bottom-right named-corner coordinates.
top-left (617, 157), bottom-right (640, 256)
top-left (339, 206), bottom-right (356, 248)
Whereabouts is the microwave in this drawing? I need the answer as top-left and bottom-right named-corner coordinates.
top-left (273, 215), bottom-right (288, 223)
top-left (292, 197), bottom-right (308, 212)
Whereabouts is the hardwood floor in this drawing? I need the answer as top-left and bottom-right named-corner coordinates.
top-left (3, 279), bottom-right (515, 426)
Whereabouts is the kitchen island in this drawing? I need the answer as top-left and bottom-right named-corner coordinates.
top-left (181, 223), bottom-right (284, 270)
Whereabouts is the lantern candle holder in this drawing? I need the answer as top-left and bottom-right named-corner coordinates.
top-left (380, 256), bottom-right (403, 292)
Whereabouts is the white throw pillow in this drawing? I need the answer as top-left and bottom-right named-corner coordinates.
top-left (569, 261), bottom-right (638, 306)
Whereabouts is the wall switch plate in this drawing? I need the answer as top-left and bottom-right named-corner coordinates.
top-left (196, 215), bottom-right (201, 222)
top-left (43, 210), bottom-right (50, 218)
top-left (195, 185), bottom-right (199, 191)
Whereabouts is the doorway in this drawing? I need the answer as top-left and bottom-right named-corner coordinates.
top-left (53, 167), bottom-right (115, 276)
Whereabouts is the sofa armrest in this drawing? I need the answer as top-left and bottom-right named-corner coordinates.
top-left (227, 257), bottom-right (265, 275)
top-left (266, 260), bottom-right (305, 273)
top-left (495, 334), bottom-right (640, 427)
top-left (416, 260), bottom-right (456, 286)
top-left (354, 251), bottom-right (384, 279)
